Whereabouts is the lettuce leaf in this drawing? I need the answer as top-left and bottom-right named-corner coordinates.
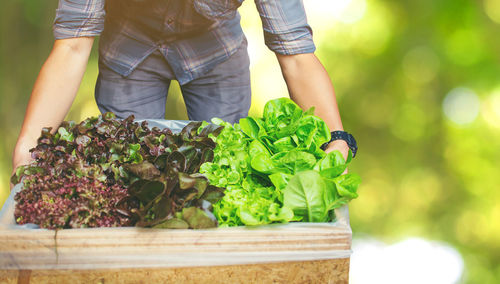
top-left (201, 98), bottom-right (361, 226)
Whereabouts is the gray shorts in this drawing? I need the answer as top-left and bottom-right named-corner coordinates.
top-left (94, 40), bottom-right (251, 124)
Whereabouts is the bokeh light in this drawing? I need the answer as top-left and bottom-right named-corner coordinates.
top-left (350, 2), bottom-right (393, 56)
top-left (482, 87), bottom-right (500, 128)
top-left (305, 0), bottom-right (366, 25)
top-left (402, 46), bottom-right (440, 84)
top-left (400, 168), bottom-right (442, 211)
top-left (484, 0), bottom-right (500, 24)
top-left (351, 237), bottom-right (464, 284)
top-left (442, 87), bottom-right (481, 125)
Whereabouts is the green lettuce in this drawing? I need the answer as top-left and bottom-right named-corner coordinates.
top-left (200, 120), bottom-right (293, 226)
top-left (201, 98), bottom-right (361, 226)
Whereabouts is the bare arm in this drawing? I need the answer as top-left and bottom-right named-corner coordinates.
top-left (12, 37), bottom-right (94, 172)
top-left (276, 53), bottom-right (350, 158)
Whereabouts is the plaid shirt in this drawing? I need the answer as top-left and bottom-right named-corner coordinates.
top-left (54, 0), bottom-right (315, 84)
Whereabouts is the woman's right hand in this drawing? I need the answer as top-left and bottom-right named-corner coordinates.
top-left (11, 140), bottom-right (35, 189)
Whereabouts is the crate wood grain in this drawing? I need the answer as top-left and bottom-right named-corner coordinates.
top-left (0, 224), bottom-right (351, 269)
top-left (0, 258), bottom-right (350, 284)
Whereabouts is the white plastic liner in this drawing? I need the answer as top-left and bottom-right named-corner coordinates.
top-left (0, 120), bottom-right (352, 270)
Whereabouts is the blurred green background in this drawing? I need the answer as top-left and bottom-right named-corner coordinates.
top-left (1, 0), bottom-right (499, 282)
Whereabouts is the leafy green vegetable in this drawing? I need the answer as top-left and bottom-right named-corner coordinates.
top-left (200, 120), bottom-right (293, 227)
top-left (201, 98), bottom-right (361, 226)
top-left (272, 150), bottom-right (316, 173)
top-left (153, 218), bottom-right (189, 229)
top-left (250, 153), bottom-right (276, 174)
top-left (182, 207), bottom-right (217, 229)
top-left (332, 173), bottom-right (362, 199)
top-left (13, 114), bottom-right (225, 230)
top-left (13, 113), bottom-right (153, 229)
top-left (283, 170), bottom-right (328, 222)
top-left (118, 122), bottom-right (225, 229)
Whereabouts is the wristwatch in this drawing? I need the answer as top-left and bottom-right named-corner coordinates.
top-left (320, 131), bottom-right (358, 158)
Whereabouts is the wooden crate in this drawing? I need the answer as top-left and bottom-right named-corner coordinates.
top-left (0, 259), bottom-right (350, 283)
top-left (0, 188), bottom-right (352, 283)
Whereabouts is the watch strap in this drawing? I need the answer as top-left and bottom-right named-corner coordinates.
top-left (320, 131), bottom-right (358, 158)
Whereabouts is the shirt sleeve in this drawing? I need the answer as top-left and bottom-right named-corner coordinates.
top-left (53, 0), bottom-right (106, 39)
top-left (254, 0), bottom-right (316, 55)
